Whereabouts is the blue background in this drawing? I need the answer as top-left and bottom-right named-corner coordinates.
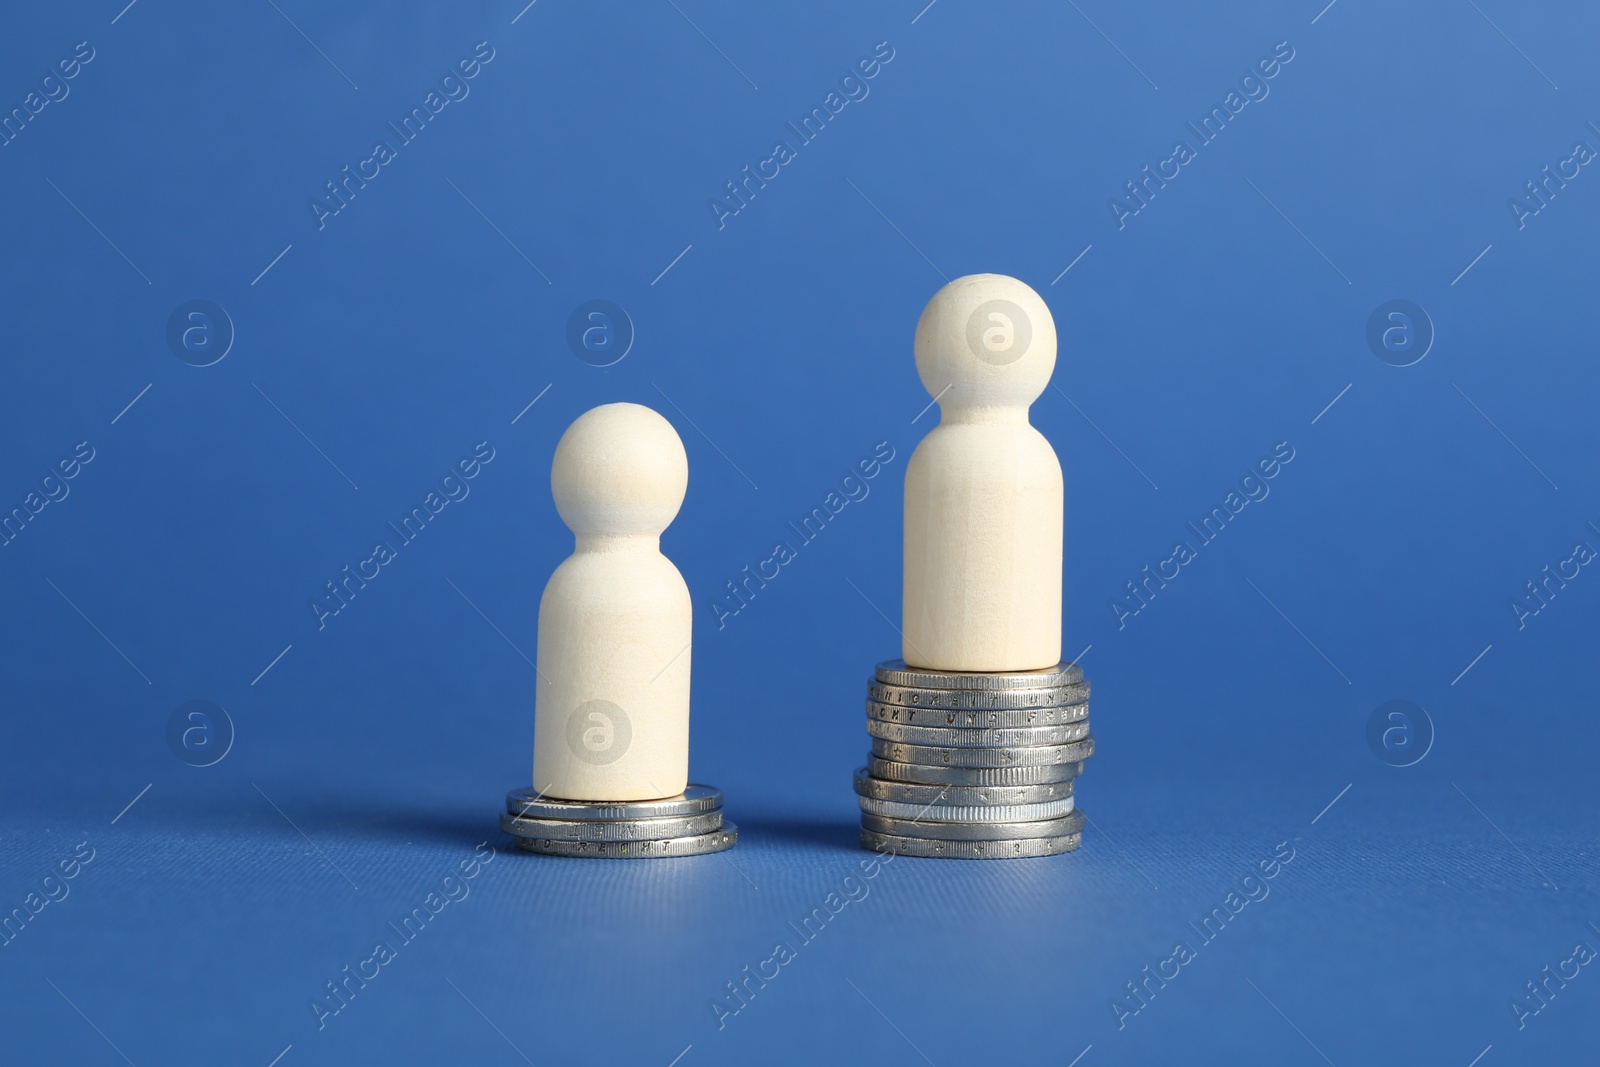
top-left (2, 1), bottom-right (1597, 1063)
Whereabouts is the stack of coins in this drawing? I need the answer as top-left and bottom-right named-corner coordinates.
top-left (500, 785), bottom-right (737, 858)
top-left (856, 660), bottom-right (1094, 859)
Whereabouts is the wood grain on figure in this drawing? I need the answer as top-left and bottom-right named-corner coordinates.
top-left (533, 403), bottom-right (693, 801)
top-left (903, 274), bottom-right (1063, 672)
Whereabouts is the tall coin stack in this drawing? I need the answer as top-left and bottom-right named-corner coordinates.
top-left (857, 660), bottom-right (1094, 859)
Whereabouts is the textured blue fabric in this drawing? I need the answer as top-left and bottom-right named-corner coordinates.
top-left (2, 2), bottom-right (1597, 1063)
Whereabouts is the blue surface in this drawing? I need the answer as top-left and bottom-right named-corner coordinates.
top-left (3, 1), bottom-right (1598, 1063)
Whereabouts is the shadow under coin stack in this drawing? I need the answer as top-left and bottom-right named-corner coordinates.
top-left (857, 660), bottom-right (1093, 859)
top-left (500, 785), bottom-right (736, 858)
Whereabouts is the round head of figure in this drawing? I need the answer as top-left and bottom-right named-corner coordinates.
top-left (913, 274), bottom-right (1058, 411)
top-left (551, 402), bottom-right (689, 538)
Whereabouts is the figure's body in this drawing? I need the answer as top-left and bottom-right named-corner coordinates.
top-left (903, 275), bottom-right (1063, 671)
top-left (533, 403), bottom-right (692, 801)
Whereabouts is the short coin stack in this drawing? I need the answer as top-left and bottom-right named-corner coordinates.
top-left (857, 659), bottom-right (1093, 859)
top-left (500, 785), bottom-right (737, 858)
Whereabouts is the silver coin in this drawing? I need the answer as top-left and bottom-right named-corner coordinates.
top-left (858, 794), bottom-right (1077, 823)
top-left (853, 766), bottom-right (1075, 805)
top-left (867, 757), bottom-right (1085, 786)
top-left (868, 681), bottom-right (1090, 710)
top-left (875, 659), bottom-right (1084, 690)
top-left (514, 822), bottom-right (738, 858)
top-left (871, 737), bottom-right (1095, 768)
top-left (866, 719), bottom-right (1090, 748)
top-left (500, 809), bottom-right (723, 841)
top-left (860, 828), bottom-right (1083, 859)
top-left (505, 784), bottom-right (723, 821)
top-left (861, 809), bottom-right (1086, 841)
top-left (866, 699), bottom-right (1089, 729)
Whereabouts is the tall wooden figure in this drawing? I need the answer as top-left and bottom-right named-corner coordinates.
top-left (532, 402), bottom-right (693, 802)
top-left (903, 274), bottom-right (1063, 671)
